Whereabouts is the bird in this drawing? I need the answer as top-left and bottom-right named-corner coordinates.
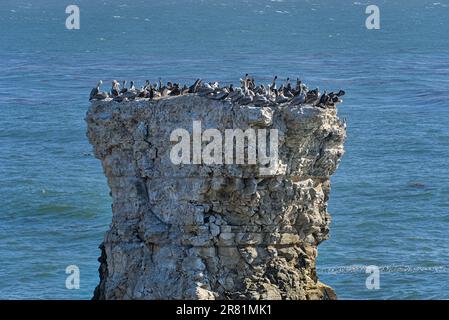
top-left (209, 90), bottom-right (229, 100)
top-left (170, 84), bottom-right (181, 96)
top-left (158, 78), bottom-right (163, 91)
top-left (275, 92), bottom-right (289, 104)
top-left (269, 75), bottom-right (278, 91)
top-left (113, 95), bottom-right (125, 102)
top-left (198, 83), bottom-right (214, 96)
top-left (110, 80), bottom-right (120, 97)
top-left (93, 91), bottom-right (109, 100)
top-left (89, 80), bottom-right (102, 101)
top-left (87, 76), bottom-right (346, 111)
top-left (161, 87), bottom-right (171, 97)
top-left (129, 81), bottom-right (137, 92)
top-left (239, 94), bottom-right (253, 105)
top-left (286, 77), bottom-right (292, 91)
top-left (318, 90), bottom-right (330, 107)
top-left (229, 88), bottom-right (244, 103)
top-left (123, 82), bottom-right (137, 99)
top-left (123, 91), bottom-right (136, 100)
top-left (120, 80), bottom-right (128, 94)
top-left (290, 91), bottom-right (306, 105)
top-left (305, 87), bottom-right (320, 105)
top-left (143, 80), bottom-right (150, 91)
top-left (181, 84), bottom-right (189, 95)
top-left (253, 93), bottom-right (269, 106)
top-left (188, 79), bottom-right (202, 93)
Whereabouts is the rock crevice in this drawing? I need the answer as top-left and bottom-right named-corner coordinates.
top-left (87, 95), bottom-right (345, 300)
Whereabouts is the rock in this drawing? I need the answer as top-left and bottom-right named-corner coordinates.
top-left (86, 94), bottom-right (345, 300)
top-left (239, 106), bottom-right (273, 127)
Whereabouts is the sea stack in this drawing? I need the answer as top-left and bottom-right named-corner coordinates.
top-left (86, 88), bottom-right (346, 299)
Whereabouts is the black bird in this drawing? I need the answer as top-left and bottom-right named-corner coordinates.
top-left (270, 75), bottom-right (278, 91)
top-left (120, 80), bottom-right (128, 94)
top-left (188, 79), bottom-right (202, 93)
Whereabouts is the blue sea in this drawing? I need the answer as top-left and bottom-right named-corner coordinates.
top-left (1, 0), bottom-right (449, 299)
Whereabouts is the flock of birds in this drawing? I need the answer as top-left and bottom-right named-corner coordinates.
top-left (89, 75), bottom-right (345, 108)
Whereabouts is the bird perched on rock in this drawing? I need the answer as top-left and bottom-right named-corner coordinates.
top-left (198, 83), bottom-right (215, 96)
top-left (239, 94), bottom-right (253, 105)
top-left (326, 90), bottom-right (346, 106)
top-left (275, 91), bottom-right (289, 104)
top-left (229, 88), bottom-right (244, 103)
top-left (143, 80), bottom-right (150, 91)
top-left (89, 80), bottom-right (110, 100)
top-left (110, 80), bottom-right (120, 97)
top-left (290, 90), bottom-right (306, 105)
top-left (89, 80), bottom-right (102, 101)
top-left (209, 89), bottom-right (229, 100)
top-left (318, 90), bottom-right (330, 108)
top-left (269, 75), bottom-right (278, 92)
top-left (305, 87), bottom-right (320, 105)
top-left (129, 81), bottom-right (137, 92)
top-left (188, 79), bottom-right (202, 93)
top-left (286, 78), bottom-right (292, 91)
top-left (253, 93), bottom-right (270, 106)
top-left (88, 76), bottom-right (345, 110)
top-left (120, 80), bottom-right (128, 94)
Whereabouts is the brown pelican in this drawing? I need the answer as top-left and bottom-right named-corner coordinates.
top-left (305, 87), bottom-right (320, 105)
top-left (209, 89), bottom-right (229, 100)
top-left (229, 88), bottom-right (244, 103)
top-left (290, 87), bottom-right (306, 105)
top-left (119, 80), bottom-right (127, 94)
top-left (188, 79), bottom-right (202, 93)
top-left (94, 92), bottom-right (109, 100)
top-left (286, 77), bottom-right (292, 91)
top-left (275, 91), bottom-right (289, 104)
top-left (129, 81), bottom-right (137, 92)
top-left (170, 84), bottom-right (181, 96)
top-left (110, 80), bottom-right (120, 97)
top-left (158, 78), bottom-right (163, 91)
top-left (269, 76), bottom-right (278, 91)
top-left (198, 83), bottom-right (214, 96)
top-left (253, 93), bottom-right (269, 106)
top-left (89, 80), bottom-right (102, 101)
top-left (239, 94), bottom-right (253, 105)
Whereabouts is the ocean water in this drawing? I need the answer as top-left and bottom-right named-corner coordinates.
top-left (1, 0), bottom-right (449, 299)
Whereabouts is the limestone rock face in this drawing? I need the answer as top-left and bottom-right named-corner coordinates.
top-left (86, 95), bottom-right (345, 300)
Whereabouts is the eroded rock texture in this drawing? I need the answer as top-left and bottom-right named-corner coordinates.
top-left (86, 95), bottom-right (345, 300)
